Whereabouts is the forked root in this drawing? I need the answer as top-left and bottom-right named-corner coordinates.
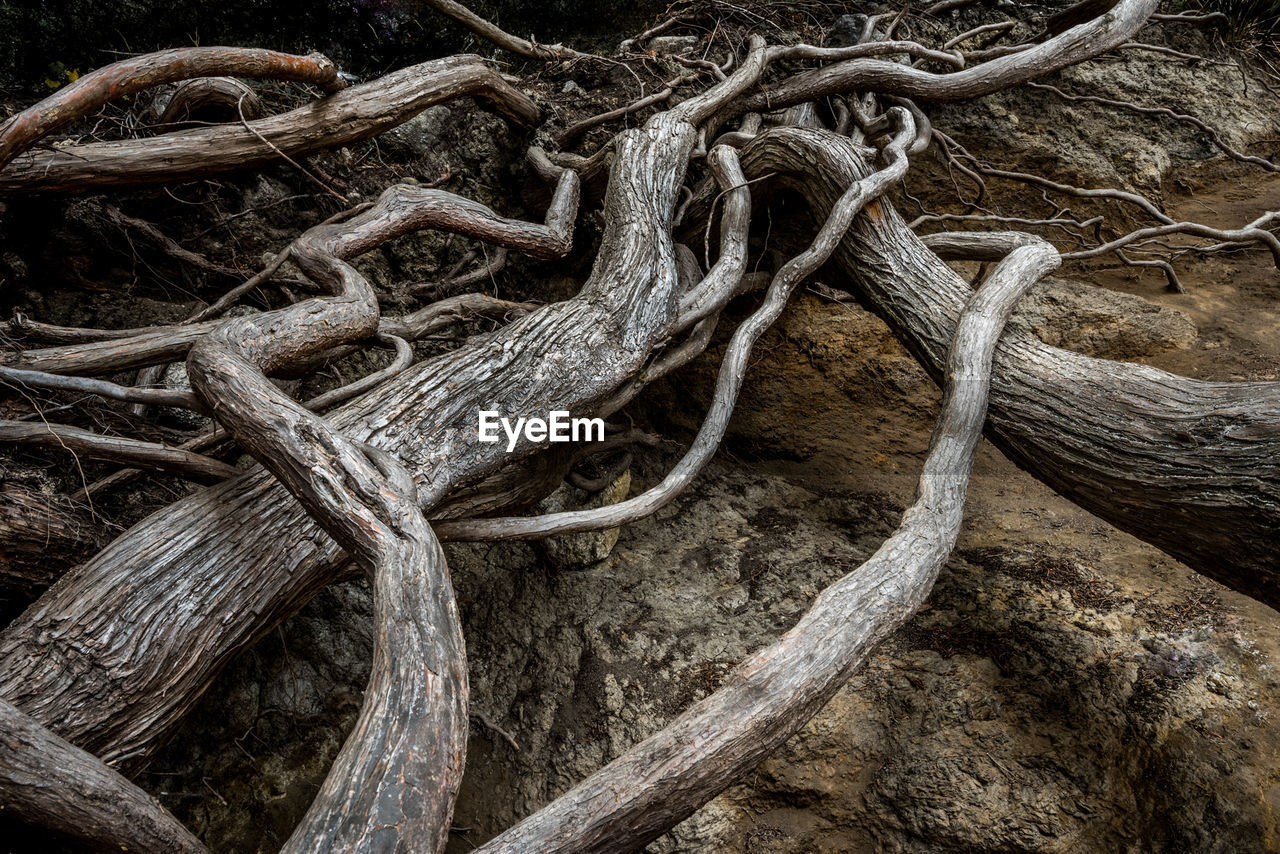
top-left (474, 230), bottom-right (1058, 854)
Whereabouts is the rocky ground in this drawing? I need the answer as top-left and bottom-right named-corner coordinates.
top-left (3, 3), bottom-right (1280, 853)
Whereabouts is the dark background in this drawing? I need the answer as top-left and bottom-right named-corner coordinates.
top-left (0, 0), bottom-right (666, 89)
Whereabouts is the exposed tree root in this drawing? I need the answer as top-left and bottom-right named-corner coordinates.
top-left (0, 420), bottom-right (237, 482)
top-left (0, 37), bottom-right (771, 766)
top-left (438, 110), bottom-right (916, 542)
top-left (1, 1), bottom-right (1278, 847)
top-left (734, 127), bottom-right (1280, 604)
top-left (0, 47), bottom-right (343, 172)
top-left (0, 698), bottom-right (207, 854)
top-left (0, 487), bottom-right (101, 604)
top-left (0, 55), bottom-right (538, 194)
top-left (473, 216), bottom-right (1058, 854)
top-left (187, 211), bottom-right (467, 853)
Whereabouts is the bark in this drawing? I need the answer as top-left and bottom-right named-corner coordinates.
top-left (731, 0), bottom-right (1158, 115)
top-left (0, 47), bottom-right (343, 172)
top-left (0, 486), bottom-right (100, 603)
top-left (0, 41), bottom-right (770, 765)
top-left (474, 233), bottom-right (1059, 854)
top-left (0, 421), bottom-right (238, 482)
top-left (0, 698), bottom-right (205, 853)
top-left (4, 176), bottom-right (576, 376)
top-left (0, 55), bottom-right (538, 194)
top-left (187, 218), bottom-right (467, 851)
top-left (155, 77), bottom-right (264, 126)
top-left (436, 108), bottom-right (915, 542)
top-left (737, 127), bottom-right (1280, 605)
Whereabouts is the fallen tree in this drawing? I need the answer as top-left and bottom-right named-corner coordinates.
top-left (1, 0), bottom-right (1277, 849)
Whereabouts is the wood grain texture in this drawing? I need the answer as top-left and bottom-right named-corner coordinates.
top-left (740, 127), bottom-right (1280, 604)
top-left (0, 698), bottom-right (205, 853)
top-left (187, 222), bottom-right (467, 852)
top-left (0, 55), bottom-right (537, 194)
top-left (0, 46), bottom-right (342, 172)
top-left (473, 231), bottom-right (1058, 854)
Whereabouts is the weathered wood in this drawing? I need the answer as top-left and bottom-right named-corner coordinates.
top-left (435, 109), bottom-right (914, 542)
top-left (0, 698), bottom-right (206, 853)
top-left (0, 46), bottom-right (343, 172)
top-left (0, 40), bottom-right (769, 765)
top-left (0, 486), bottom-right (100, 603)
top-left (739, 127), bottom-right (1280, 604)
top-left (187, 219), bottom-right (467, 851)
top-left (0, 420), bottom-right (238, 482)
top-left (473, 234), bottom-right (1059, 854)
top-left (0, 55), bottom-right (538, 194)
top-left (732, 0), bottom-right (1158, 113)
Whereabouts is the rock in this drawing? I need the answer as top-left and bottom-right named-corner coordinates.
top-left (649, 35), bottom-right (699, 55)
top-left (1012, 276), bottom-right (1198, 359)
top-left (826, 14), bottom-right (869, 48)
top-left (537, 469), bottom-right (632, 569)
top-left (382, 105), bottom-right (454, 159)
top-left (159, 361), bottom-right (212, 431)
top-left (925, 43), bottom-right (1280, 196)
top-left (562, 80), bottom-right (583, 95)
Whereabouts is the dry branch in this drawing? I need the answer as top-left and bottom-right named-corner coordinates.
top-left (0, 47), bottom-right (343, 172)
top-left (0, 421), bottom-right (237, 482)
top-left (0, 55), bottom-right (538, 194)
top-left (0, 364), bottom-right (200, 410)
top-left (733, 0), bottom-right (1159, 113)
top-left (187, 208), bottom-right (467, 852)
top-left (421, 0), bottom-right (593, 61)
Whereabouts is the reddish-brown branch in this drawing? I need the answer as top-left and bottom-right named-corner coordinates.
top-left (0, 47), bottom-right (343, 172)
top-left (0, 55), bottom-right (539, 194)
